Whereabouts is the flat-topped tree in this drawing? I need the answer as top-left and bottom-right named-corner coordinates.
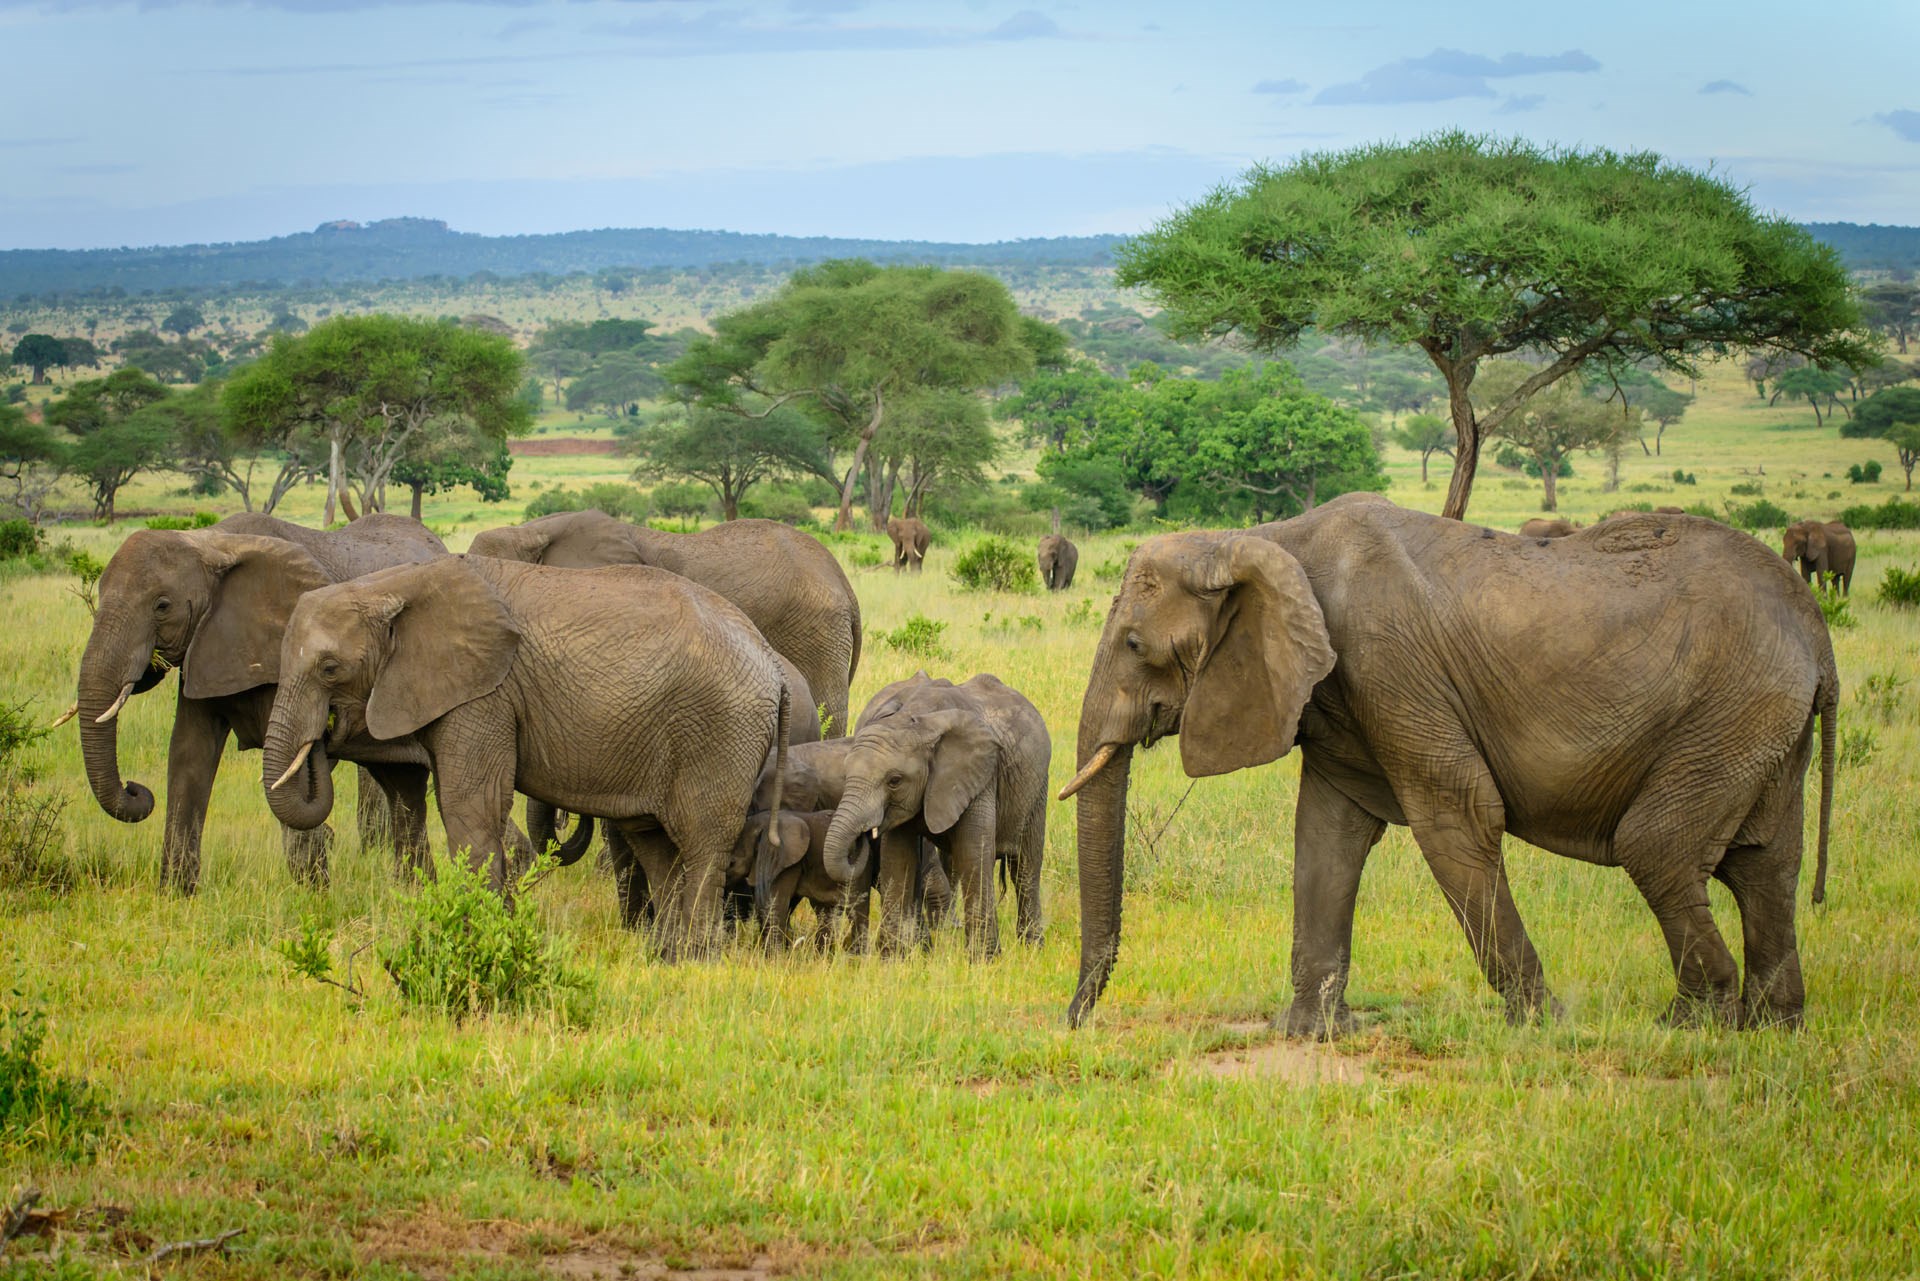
top-left (1115, 131), bottom-right (1873, 520)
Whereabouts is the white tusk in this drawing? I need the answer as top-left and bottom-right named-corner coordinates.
top-left (270, 740), bottom-right (315, 791)
top-left (871, 828), bottom-right (880, 840)
top-left (1058, 743), bottom-right (1119, 801)
top-left (93, 683), bottom-right (134, 724)
top-left (48, 701), bottom-right (78, 729)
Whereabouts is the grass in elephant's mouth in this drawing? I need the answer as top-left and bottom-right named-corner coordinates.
top-left (5, 370), bottom-right (1920, 1278)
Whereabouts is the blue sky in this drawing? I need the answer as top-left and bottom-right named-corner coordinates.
top-left (0, 0), bottom-right (1915, 249)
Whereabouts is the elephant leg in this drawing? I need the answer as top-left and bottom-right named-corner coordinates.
top-left (604, 826), bottom-right (660, 931)
top-left (1714, 839), bottom-right (1805, 1029)
top-left (875, 828), bottom-right (926, 956)
top-left (812, 903), bottom-right (840, 954)
top-left (919, 839), bottom-right (954, 931)
top-left (281, 823), bottom-right (334, 890)
top-left (355, 766), bottom-right (390, 852)
top-left (1011, 793), bottom-right (1047, 946)
top-left (950, 795), bottom-right (1001, 962)
top-left (428, 725), bottom-right (517, 894)
top-left (658, 828), bottom-right (730, 962)
top-left (1283, 762), bottom-right (1386, 1038)
top-left (366, 763), bottom-right (431, 878)
top-left (159, 697), bottom-right (228, 894)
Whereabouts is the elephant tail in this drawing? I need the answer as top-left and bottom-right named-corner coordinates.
top-left (846, 591), bottom-right (864, 688)
top-left (765, 676), bottom-right (790, 849)
top-left (1814, 669), bottom-right (1837, 905)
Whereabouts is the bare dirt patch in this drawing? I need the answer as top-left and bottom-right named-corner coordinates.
top-left (1180, 1020), bottom-right (1395, 1085)
top-left (511, 437), bottom-right (620, 457)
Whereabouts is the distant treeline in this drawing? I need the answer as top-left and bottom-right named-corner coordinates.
top-left (1802, 223), bottom-right (1920, 276)
top-left (0, 218), bottom-right (1126, 298)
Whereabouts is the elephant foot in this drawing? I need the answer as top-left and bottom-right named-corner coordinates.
top-left (1280, 996), bottom-right (1356, 1041)
top-left (1659, 991), bottom-right (1739, 1030)
top-left (159, 852), bottom-right (201, 897)
top-left (1503, 991), bottom-right (1565, 1028)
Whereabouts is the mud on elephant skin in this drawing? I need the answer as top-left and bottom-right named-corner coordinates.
top-left (262, 555), bottom-right (791, 957)
top-left (468, 508), bottom-right (860, 739)
top-left (823, 672), bottom-right (1051, 958)
top-left (1064, 496), bottom-right (1838, 1037)
top-left (72, 513), bottom-right (445, 893)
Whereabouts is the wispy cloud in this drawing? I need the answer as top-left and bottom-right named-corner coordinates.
top-left (1494, 93), bottom-right (1543, 114)
top-left (1314, 48), bottom-right (1598, 105)
top-left (1873, 110), bottom-right (1920, 143)
top-left (1700, 79), bottom-right (1750, 96)
top-left (1252, 78), bottom-right (1306, 96)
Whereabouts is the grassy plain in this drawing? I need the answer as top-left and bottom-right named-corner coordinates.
top-left (3, 362), bottom-right (1920, 1279)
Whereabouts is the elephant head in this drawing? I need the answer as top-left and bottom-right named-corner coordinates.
top-left (1059, 532), bottom-right (1335, 1026)
top-left (468, 510), bottom-right (647, 569)
top-left (1782, 521), bottom-right (1826, 575)
top-left (262, 558), bottom-right (519, 831)
top-left (77, 530), bottom-right (329, 825)
top-left (819, 706), bottom-right (998, 884)
top-left (732, 809), bottom-right (872, 924)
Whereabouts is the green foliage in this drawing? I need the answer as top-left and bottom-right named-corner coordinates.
top-left (142, 511), bottom-right (220, 530)
top-left (1840, 498), bottom-right (1920, 530)
top-left (1853, 672), bottom-right (1907, 723)
top-left (1838, 725), bottom-right (1878, 771)
top-left (950, 536), bottom-right (1039, 593)
top-left (1848, 460), bottom-right (1884, 484)
top-left (1878, 565), bottom-right (1920, 608)
top-left (876, 613), bottom-right (950, 659)
top-left (0, 518), bottom-right (41, 559)
top-left (1815, 588), bottom-right (1855, 630)
top-left (9, 333), bottom-right (71, 382)
top-left (1722, 498), bottom-right (1794, 530)
top-left (627, 404), bottom-right (829, 519)
top-left (1066, 598), bottom-right (1100, 627)
top-left (648, 481), bottom-right (712, 526)
top-left (0, 995), bottom-right (100, 1157)
top-left (1671, 469), bottom-right (1698, 485)
top-left (380, 851), bottom-right (593, 1022)
top-left (65, 550), bottom-right (103, 617)
top-left (736, 481), bottom-right (823, 527)
top-left (1024, 454), bottom-right (1134, 531)
top-left (0, 700), bottom-right (70, 894)
top-left (523, 482), bottom-right (649, 524)
top-left (1729, 481), bottom-right (1765, 497)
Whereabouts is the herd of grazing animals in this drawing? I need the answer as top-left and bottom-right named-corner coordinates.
top-left (65, 496), bottom-right (1844, 1032)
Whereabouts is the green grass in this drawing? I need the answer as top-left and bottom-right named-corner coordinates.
top-left (4, 360), bottom-right (1920, 1277)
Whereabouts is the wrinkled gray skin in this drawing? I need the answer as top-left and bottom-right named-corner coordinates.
top-left (727, 810), bottom-right (876, 951)
top-left (468, 509), bottom-right (860, 738)
top-left (75, 513), bottom-right (445, 893)
top-left (1038, 534), bottom-right (1079, 591)
top-left (1066, 494), bottom-right (1839, 1035)
top-left (823, 673), bottom-right (1051, 958)
top-left (886, 516), bottom-right (931, 573)
top-left (1783, 520), bottom-right (1856, 594)
top-left (1519, 517), bottom-right (1576, 539)
top-left (261, 556), bottom-right (789, 957)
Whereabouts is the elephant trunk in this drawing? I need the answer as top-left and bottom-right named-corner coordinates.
top-left (1068, 741), bottom-right (1134, 1028)
top-left (822, 784), bottom-right (885, 883)
top-left (76, 620), bottom-right (163, 824)
top-left (527, 800), bottom-right (596, 867)
top-left (261, 679), bottom-right (335, 830)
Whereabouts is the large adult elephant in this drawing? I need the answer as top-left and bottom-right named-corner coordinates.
top-left (1038, 534), bottom-right (1079, 591)
top-left (1783, 519), bottom-right (1856, 594)
top-left (467, 510), bottom-right (860, 738)
top-left (73, 513), bottom-right (446, 892)
top-left (886, 516), bottom-right (931, 573)
top-left (261, 556), bottom-right (791, 956)
top-left (1062, 495), bottom-right (1838, 1035)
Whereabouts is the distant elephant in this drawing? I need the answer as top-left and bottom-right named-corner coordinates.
top-left (1062, 496), bottom-right (1838, 1035)
top-left (73, 513), bottom-right (445, 893)
top-left (468, 509), bottom-right (861, 738)
top-left (1783, 520), bottom-right (1856, 594)
top-left (1519, 517), bottom-right (1577, 538)
top-left (1038, 534), bottom-right (1079, 591)
top-left (261, 556), bottom-right (792, 956)
top-left (822, 673), bottom-right (1051, 958)
top-left (886, 516), bottom-right (931, 573)
top-left (729, 809), bottom-right (876, 951)
top-left (1654, 505), bottom-right (1686, 515)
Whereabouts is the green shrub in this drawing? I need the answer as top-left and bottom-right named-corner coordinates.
top-left (66, 550), bottom-right (103, 616)
top-left (1854, 671), bottom-right (1908, 723)
top-left (0, 995), bottom-right (101, 1158)
top-left (143, 514), bottom-right (194, 530)
top-left (1879, 565), bottom-right (1920, 608)
top-left (1815, 588), bottom-right (1855, 630)
top-left (1729, 480), bottom-right (1765, 498)
top-left (877, 613), bottom-right (950, 659)
top-left (1682, 503), bottom-right (1720, 520)
top-left (1670, 470), bottom-right (1697, 485)
top-left (1493, 442), bottom-right (1571, 478)
top-left (1847, 460), bottom-right (1883, 484)
top-left (1722, 498), bottom-right (1793, 531)
top-left (380, 851), bottom-right (593, 1022)
top-left (1841, 498), bottom-right (1920, 530)
top-left (0, 702), bottom-right (71, 894)
top-left (950, 536), bottom-right (1038, 593)
top-left (738, 483), bottom-right (821, 528)
top-left (0, 519), bottom-right (42, 560)
top-left (649, 482), bottom-right (712, 527)
top-left (1066, 598), bottom-right (1101, 628)
top-left (525, 482), bottom-right (650, 524)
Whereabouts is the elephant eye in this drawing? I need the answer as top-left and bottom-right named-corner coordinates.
top-left (154, 598), bottom-right (171, 615)
top-left (1126, 632), bottom-right (1143, 653)
top-left (320, 659), bottom-right (340, 679)
top-left (886, 772), bottom-right (904, 789)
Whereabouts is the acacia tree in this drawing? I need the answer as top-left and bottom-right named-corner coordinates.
top-left (1860, 282), bottom-right (1916, 355)
top-left (1115, 132), bottom-right (1872, 520)
top-left (1390, 411), bottom-right (1455, 484)
top-left (10, 334), bottom-right (69, 384)
top-left (997, 363), bottom-right (1118, 454)
top-left (1772, 366), bottom-right (1852, 427)
top-left (1476, 360), bottom-right (1632, 512)
top-left (875, 388), bottom-right (999, 520)
top-left (0, 404), bottom-right (67, 522)
top-left (627, 405), bottom-right (829, 520)
top-left (1847, 387), bottom-right (1920, 490)
top-left (1186, 365), bottom-right (1384, 519)
top-left (391, 435), bottom-right (514, 518)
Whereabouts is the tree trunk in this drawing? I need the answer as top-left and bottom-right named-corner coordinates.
top-left (1419, 452), bottom-right (1429, 484)
top-left (339, 487), bottom-right (359, 522)
top-left (832, 389), bottom-right (885, 533)
top-left (1440, 370), bottom-right (1480, 521)
top-left (410, 483), bottom-right (424, 520)
top-left (1540, 456), bottom-right (1558, 512)
top-left (324, 431), bottom-right (343, 526)
top-left (723, 492), bottom-right (740, 520)
top-left (1656, 425), bottom-right (1665, 456)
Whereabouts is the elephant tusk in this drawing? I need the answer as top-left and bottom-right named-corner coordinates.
top-left (871, 828), bottom-right (880, 840)
top-left (94, 683), bottom-right (134, 724)
top-left (1058, 743), bottom-right (1119, 800)
top-left (270, 741), bottom-right (315, 791)
top-left (48, 701), bottom-right (78, 729)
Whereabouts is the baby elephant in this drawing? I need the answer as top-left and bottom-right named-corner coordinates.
top-left (730, 809), bottom-right (877, 951)
top-left (1519, 517), bottom-right (1577, 539)
top-left (1038, 533), bottom-right (1078, 590)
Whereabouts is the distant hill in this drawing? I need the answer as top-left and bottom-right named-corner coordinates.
top-left (0, 218), bottom-right (1126, 297)
top-left (1802, 223), bottom-right (1920, 276)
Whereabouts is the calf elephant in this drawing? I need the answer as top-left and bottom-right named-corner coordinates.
top-left (730, 809), bottom-right (876, 951)
top-left (822, 673), bottom-right (1050, 958)
top-left (1062, 495), bottom-right (1838, 1035)
top-left (1783, 520), bottom-right (1856, 594)
top-left (469, 509), bottom-right (861, 738)
top-left (262, 556), bottom-right (791, 956)
top-left (1038, 534), bottom-right (1078, 591)
top-left (1519, 517), bottom-right (1576, 538)
top-left (886, 516), bottom-right (931, 573)
top-left (73, 513), bottom-right (445, 893)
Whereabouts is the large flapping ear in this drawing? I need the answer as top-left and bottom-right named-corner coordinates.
top-left (364, 560), bottom-right (520, 740)
top-left (1179, 535), bottom-right (1334, 779)
top-left (182, 533), bottom-right (333, 699)
top-left (920, 708), bottom-right (998, 835)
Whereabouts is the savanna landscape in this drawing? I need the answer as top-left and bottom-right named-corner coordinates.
top-left (4, 138), bottom-right (1920, 1281)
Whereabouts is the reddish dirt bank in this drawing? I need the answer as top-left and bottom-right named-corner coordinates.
top-left (510, 437), bottom-right (620, 457)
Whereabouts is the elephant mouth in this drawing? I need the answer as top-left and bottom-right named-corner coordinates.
top-left (1140, 702), bottom-right (1180, 749)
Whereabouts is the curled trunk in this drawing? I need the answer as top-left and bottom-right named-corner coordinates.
top-left (76, 623), bottom-right (163, 824)
top-left (261, 681), bottom-right (335, 830)
top-left (821, 784), bottom-right (884, 884)
top-left (527, 800), bottom-right (596, 866)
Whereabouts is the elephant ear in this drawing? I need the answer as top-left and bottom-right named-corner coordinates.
top-left (182, 533), bottom-right (332, 699)
top-left (364, 560), bottom-right (520, 741)
top-left (1179, 535), bottom-right (1334, 779)
top-left (466, 521), bottom-right (555, 564)
top-left (920, 708), bottom-right (998, 835)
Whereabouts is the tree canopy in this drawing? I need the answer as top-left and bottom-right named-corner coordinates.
top-left (1115, 131), bottom-right (1873, 520)
top-left (627, 405), bottom-right (829, 521)
top-left (1846, 386), bottom-right (1920, 490)
top-left (11, 334), bottom-right (71, 384)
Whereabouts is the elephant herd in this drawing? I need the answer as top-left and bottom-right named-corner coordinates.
top-left (64, 494), bottom-right (1844, 1034)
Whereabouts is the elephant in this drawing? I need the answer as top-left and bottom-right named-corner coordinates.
top-left (1038, 534), bottom-right (1079, 591)
top-left (73, 512), bottom-right (445, 893)
top-left (1061, 494), bottom-right (1838, 1036)
top-left (468, 509), bottom-right (861, 738)
top-left (821, 673), bottom-right (1050, 958)
top-left (1654, 506), bottom-right (1686, 515)
top-left (261, 555), bottom-right (792, 956)
top-left (886, 516), bottom-right (931, 573)
top-left (1519, 517), bottom-right (1577, 538)
top-left (1783, 520), bottom-right (1856, 594)
top-left (728, 809), bottom-right (877, 951)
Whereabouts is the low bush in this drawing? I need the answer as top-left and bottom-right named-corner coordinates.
top-left (1671, 469), bottom-right (1697, 485)
top-left (1838, 725), bottom-right (1878, 772)
top-left (649, 482), bottom-right (712, 527)
top-left (950, 536), bottom-right (1038, 593)
top-left (1, 995), bottom-right (101, 1158)
top-left (1854, 672), bottom-right (1907, 723)
top-left (1848, 460), bottom-right (1883, 484)
top-left (0, 701), bottom-right (72, 894)
top-left (877, 613), bottom-right (950, 659)
top-left (1722, 498), bottom-right (1793, 531)
top-left (737, 483), bottom-right (821, 528)
top-left (1729, 480), bottom-right (1765, 498)
top-left (142, 512), bottom-right (220, 531)
top-left (0, 519), bottom-right (42, 560)
top-left (1841, 497), bottom-right (1920, 530)
top-left (524, 482), bottom-right (650, 524)
top-left (1815, 588), bottom-right (1855, 630)
top-left (1879, 565), bottom-right (1920, 608)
